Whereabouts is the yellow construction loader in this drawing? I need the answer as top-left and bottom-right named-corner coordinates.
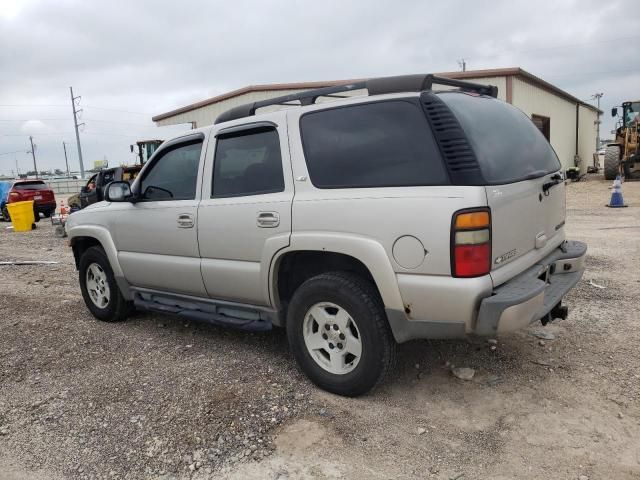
top-left (605, 100), bottom-right (640, 180)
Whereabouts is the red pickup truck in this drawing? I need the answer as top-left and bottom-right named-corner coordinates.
top-left (1, 180), bottom-right (56, 222)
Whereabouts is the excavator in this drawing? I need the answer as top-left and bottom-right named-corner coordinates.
top-left (604, 100), bottom-right (640, 180)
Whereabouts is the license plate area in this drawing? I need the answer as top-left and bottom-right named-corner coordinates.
top-left (34, 195), bottom-right (42, 200)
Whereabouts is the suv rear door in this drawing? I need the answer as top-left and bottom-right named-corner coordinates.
top-left (439, 92), bottom-right (566, 285)
top-left (197, 120), bottom-right (293, 306)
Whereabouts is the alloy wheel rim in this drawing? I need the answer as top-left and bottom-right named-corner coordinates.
top-left (302, 302), bottom-right (362, 375)
top-left (85, 262), bottom-right (110, 309)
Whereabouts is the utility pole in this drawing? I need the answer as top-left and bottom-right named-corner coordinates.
top-left (62, 141), bottom-right (70, 177)
top-left (28, 136), bottom-right (38, 178)
top-left (15, 158), bottom-right (19, 177)
top-left (70, 87), bottom-right (86, 179)
top-left (591, 92), bottom-right (603, 151)
top-left (458, 59), bottom-right (466, 72)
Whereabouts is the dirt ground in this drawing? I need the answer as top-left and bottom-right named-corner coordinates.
top-left (0, 175), bottom-right (638, 480)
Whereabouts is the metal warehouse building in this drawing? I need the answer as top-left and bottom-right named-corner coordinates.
top-left (153, 67), bottom-right (600, 173)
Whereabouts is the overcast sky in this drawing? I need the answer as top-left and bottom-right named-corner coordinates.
top-left (1, 0), bottom-right (638, 176)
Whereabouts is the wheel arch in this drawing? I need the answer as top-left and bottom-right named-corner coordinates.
top-left (269, 233), bottom-right (405, 315)
top-left (68, 225), bottom-right (132, 299)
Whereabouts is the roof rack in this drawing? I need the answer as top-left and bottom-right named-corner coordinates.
top-left (214, 74), bottom-right (498, 124)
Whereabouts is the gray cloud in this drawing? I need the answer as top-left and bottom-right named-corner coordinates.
top-left (1, 0), bottom-right (637, 174)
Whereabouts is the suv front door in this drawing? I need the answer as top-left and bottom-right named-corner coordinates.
top-left (112, 134), bottom-right (208, 296)
top-left (198, 121), bottom-right (293, 306)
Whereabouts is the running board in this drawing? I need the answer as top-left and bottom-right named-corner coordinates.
top-left (132, 288), bottom-right (273, 332)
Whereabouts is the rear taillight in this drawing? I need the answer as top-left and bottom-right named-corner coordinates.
top-left (8, 191), bottom-right (21, 201)
top-left (451, 209), bottom-right (491, 277)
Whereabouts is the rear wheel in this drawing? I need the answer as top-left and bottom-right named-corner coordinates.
top-left (604, 145), bottom-right (621, 180)
top-left (79, 246), bottom-right (132, 322)
top-left (1, 206), bottom-right (9, 222)
top-left (286, 271), bottom-right (396, 397)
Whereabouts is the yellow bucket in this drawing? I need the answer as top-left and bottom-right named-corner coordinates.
top-left (7, 200), bottom-right (35, 232)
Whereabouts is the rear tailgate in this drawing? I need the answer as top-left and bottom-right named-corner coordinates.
top-left (486, 174), bottom-right (565, 283)
top-left (438, 91), bottom-right (566, 286)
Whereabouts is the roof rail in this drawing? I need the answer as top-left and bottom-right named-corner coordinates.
top-left (214, 74), bottom-right (498, 124)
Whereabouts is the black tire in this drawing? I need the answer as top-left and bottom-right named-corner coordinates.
top-left (33, 210), bottom-right (41, 223)
top-left (1, 206), bottom-right (9, 222)
top-left (286, 271), bottom-right (396, 397)
top-left (79, 245), bottom-right (132, 322)
top-left (43, 210), bottom-right (53, 218)
top-left (604, 145), bottom-right (621, 180)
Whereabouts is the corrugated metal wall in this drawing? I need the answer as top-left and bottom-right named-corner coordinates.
top-left (578, 105), bottom-right (598, 171)
top-left (512, 78), bottom-right (581, 171)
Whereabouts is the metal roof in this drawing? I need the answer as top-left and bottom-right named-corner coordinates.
top-left (152, 67), bottom-right (600, 122)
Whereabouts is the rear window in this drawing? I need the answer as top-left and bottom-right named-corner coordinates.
top-left (13, 181), bottom-right (48, 190)
top-left (438, 92), bottom-right (560, 184)
top-left (300, 100), bottom-right (448, 189)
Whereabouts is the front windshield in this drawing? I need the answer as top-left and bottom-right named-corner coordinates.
top-left (624, 102), bottom-right (640, 127)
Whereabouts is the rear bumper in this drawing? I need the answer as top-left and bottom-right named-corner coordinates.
top-left (474, 240), bottom-right (587, 336)
top-left (34, 201), bottom-right (56, 214)
top-left (386, 240), bottom-right (586, 343)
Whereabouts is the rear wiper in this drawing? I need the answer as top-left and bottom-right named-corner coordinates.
top-left (542, 173), bottom-right (563, 195)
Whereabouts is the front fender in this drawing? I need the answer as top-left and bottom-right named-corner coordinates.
top-left (67, 223), bottom-right (132, 299)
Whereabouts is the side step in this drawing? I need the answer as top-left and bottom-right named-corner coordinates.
top-left (132, 288), bottom-right (273, 332)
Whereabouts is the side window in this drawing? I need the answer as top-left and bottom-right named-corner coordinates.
top-left (140, 140), bottom-right (203, 201)
top-left (212, 128), bottom-right (284, 198)
top-left (299, 100), bottom-right (448, 189)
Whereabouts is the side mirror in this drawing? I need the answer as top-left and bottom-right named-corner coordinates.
top-left (105, 181), bottom-right (133, 202)
top-left (611, 107), bottom-right (618, 117)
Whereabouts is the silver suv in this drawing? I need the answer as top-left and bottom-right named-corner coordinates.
top-left (66, 74), bottom-right (586, 396)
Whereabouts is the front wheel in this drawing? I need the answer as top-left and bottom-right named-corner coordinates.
top-left (79, 246), bottom-right (132, 322)
top-left (287, 272), bottom-right (396, 397)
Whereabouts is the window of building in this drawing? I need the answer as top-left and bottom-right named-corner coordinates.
top-left (531, 114), bottom-right (551, 141)
top-left (212, 128), bottom-right (284, 198)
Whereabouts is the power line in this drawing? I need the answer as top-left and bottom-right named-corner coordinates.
top-left (0, 104), bottom-right (67, 108)
top-left (0, 118), bottom-right (69, 122)
top-left (0, 104), bottom-right (151, 116)
top-left (0, 150), bottom-right (26, 156)
top-left (0, 132), bottom-right (74, 136)
top-left (83, 105), bottom-right (151, 116)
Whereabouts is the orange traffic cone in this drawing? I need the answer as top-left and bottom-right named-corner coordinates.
top-left (59, 199), bottom-right (69, 215)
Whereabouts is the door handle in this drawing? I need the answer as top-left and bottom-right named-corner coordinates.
top-left (177, 213), bottom-right (195, 228)
top-left (257, 211), bottom-right (280, 228)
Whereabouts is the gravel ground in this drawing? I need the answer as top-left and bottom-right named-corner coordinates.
top-left (0, 175), bottom-right (639, 479)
